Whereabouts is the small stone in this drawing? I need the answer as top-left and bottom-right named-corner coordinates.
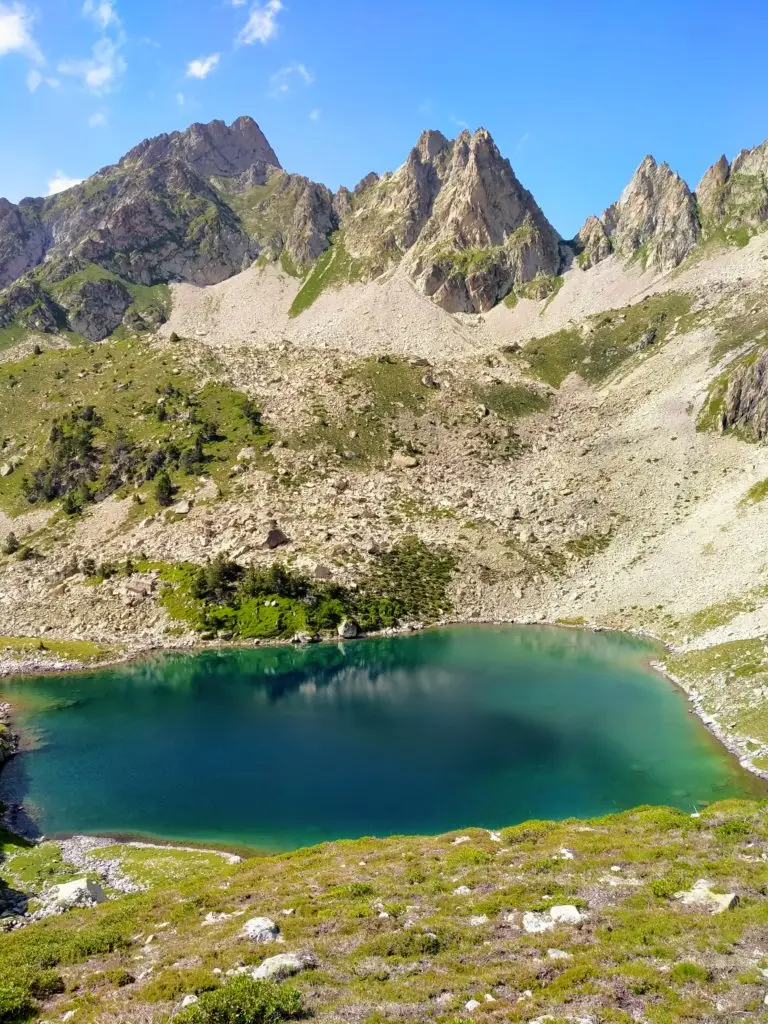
top-left (264, 527), bottom-right (290, 549)
top-left (465, 999), bottom-right (481, 1012)
top-left (314, 564), bottom-right (333, 580)
top-left (453, 885), bottom-right (471, 896)
top-left (469, 914), bottom-right (488, 926)
top-left (181, 995), bottom-right (199, 1008)
top-left (337, 619), bottom-right (358, 639)
top-left (242, 917), bottom-right (280, 943)
top-left (391, 452), bottom-right (419, 470)
top-left (547, 948), bottom-right (573, 960)
top-left (170, 499), bottom-right (192, 515)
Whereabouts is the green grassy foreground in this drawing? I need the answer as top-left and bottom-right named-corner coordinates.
top-left (1, 801), bottom-right (767, 1023)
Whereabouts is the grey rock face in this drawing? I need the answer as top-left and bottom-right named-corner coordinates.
top-left (0, 198), bottom-right (48, 290)
top-left (123, 115), bottom-right (281, 177)
top-left (63, 278), bottom-right (132, 341)
top-left (576, 156), bottom-right (700, 272)
top-left (696, 140), bottom-right (768, 237)
top-left (576, 215), bottom-right (612, 270)
top-left (719, 348), bottom-right (768, 439)
top-left (0, 280), bottom-right (63, 332)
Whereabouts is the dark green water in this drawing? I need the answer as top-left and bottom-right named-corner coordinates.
top-left (0, 626), bottom-right (759, 850)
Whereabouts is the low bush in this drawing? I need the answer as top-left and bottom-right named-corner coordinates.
top-left (176, 977), bottom-right (303, 1024)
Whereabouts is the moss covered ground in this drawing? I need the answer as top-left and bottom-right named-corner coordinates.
top-left (514, 293), bottom-right (695, 388)
top-left (1, 801), bottom-right (767, 1023)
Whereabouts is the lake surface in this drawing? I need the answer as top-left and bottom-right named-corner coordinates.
top-left (0, 626), bottom-right (759, 850)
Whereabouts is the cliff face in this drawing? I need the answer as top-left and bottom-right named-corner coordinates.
top-left (719, 347), bottom-right (768, 439)
top-left (341, 128), bottom-right (562, 312)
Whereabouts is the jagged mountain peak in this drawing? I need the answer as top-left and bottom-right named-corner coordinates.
top-left (696, 138), bottom-right (768, 236)
top-left (341, 125), bottom-right (561, 313)
top-left (578, 153), bottom-right (700, 273)
top-left (122, 115), bottom-right (281, 178)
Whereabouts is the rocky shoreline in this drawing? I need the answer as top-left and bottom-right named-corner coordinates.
top-left (0, 700), bottom-right (18, 768)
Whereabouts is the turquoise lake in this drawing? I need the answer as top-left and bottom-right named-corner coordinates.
top-left (0, 626), bottom-right (760, 851)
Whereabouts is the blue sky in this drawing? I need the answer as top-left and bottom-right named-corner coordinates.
top-left (1, 0), bottom-right (767, 237)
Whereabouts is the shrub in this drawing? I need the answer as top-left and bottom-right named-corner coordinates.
top-left (2, 533), bottom-right (20, 556)
top-left (176, 976), bottom-right (303, 1024)
top-left (0, 983), bottom-right (35, 1024)
top-left (154, 470), bottom-right (174, 507)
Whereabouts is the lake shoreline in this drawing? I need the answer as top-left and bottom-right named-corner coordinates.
top-left (1, 617), bottom-right (766, 831)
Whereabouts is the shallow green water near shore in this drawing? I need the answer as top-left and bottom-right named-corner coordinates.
top-left (0, 626), bottom-right (760, 850)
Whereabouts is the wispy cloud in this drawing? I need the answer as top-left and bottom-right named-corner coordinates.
top-left (516, 131), bottom-right (530, 151)
top-left (47, 171), bottom-right (83, 196)
top-left (59, 37), bottom-right (126, 94)
top-left (308, 107), bottom-right (320, 121)
top-left (450, 115), bottom-right (469, 130)
top-left (0, 3), bottom-right (43, 63)
top-left (88, 110), bottom-right (107, 127)
top-left (82, 0), bottom-right (119, 30)
top-left (238, 0), bottom-right (282, 45)
top-left (27, 67), bottom-right (60, 92)
top-left (418, 99), bottom-right (432, 116)
top-left (175, 91), bottom-right (185, 105)
top-left (186, 53), bottom-right (219, 79)
top-left (268, 61), bottom-right (313, 98)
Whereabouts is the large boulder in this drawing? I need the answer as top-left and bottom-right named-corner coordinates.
top-left (52, 878), bottom-right (107, 911)
top-left (251, 951), bottom-right (316, 981)
top-left (242, 916), bottom-right (280, 942)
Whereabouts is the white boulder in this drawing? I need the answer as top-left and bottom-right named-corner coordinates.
top-left (242, 916), bottom-right (279, 943)
top-left (674, 879), bottom-right (738, 914)
top-left (252, 951), bottom-right (316, 980)
top-left (549, 905), bottom-right (584, 925)
top-left (337, 619), bottom-right (358, 639)
top-left (52, 878), bottom-right (107, 910)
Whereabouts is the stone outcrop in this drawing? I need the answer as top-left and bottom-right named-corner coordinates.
top-left (60, 278), bottom-right (132, 341)
top-left (576, 156), bottom-right (700, 272)
top-left (719, 347), bottom-right (768, 438)
top-left (341, 127), bottom-right (562, 312)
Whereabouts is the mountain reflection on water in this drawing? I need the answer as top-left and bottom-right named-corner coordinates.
top-left (0, 626), bottom-right (758, 850)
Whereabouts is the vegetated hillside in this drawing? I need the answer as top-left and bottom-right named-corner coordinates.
top-left (1, 801), bottom-right (767, 1023)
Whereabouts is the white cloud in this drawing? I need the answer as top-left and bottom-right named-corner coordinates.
top-left (175, 91), bottom-right (185, 105)
top-left (186, 52), bottom-right (219, 79)
top-left (0, 3), bottom-right (43, 63)
top-left (308, 107), bottom-right (320, 121)
top-left (82, 0), bottom-right (119, 30)
top-left (268, 61), bottom-right (313, 98)
top-left (59, 36), bottom-right (126, 94)
top-left (27, 67), bottom-right (59, 91)
top-left (47, 171), bottom-right (83, 196)
top-left (238, 0), bottom-right (282, 45)
top-left (88, 110), bottom-right (107, 127)
top-left (516, 131), bottom-right (530, 151)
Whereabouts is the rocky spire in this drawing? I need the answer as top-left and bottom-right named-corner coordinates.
top-left (341, 127), bottom-right (562, 312)
top-left (576, 155), bottom-right (700, 272)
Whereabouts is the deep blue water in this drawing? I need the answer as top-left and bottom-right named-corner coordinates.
top-left (0, 626), bottom-right (759, 850)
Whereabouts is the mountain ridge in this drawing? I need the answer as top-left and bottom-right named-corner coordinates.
top-left (1, 117), bottom-right (767, 340)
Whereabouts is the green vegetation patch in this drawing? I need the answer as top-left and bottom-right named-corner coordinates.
top-left (516, 292), bottom-right (695, 387)
top-left (130, 536), bottom-right (456, 640)
top-left (0, 636), bottom-right (110, 663)
top-left (0, 337), bottom-right (271, 515)
top-left (474, 381), bottom-right (550, 420)
top-left (741, 477), bottom-right (768, 505)
top-left (291, 356), bottom-right (435, 466)
top-left (565, 532), bottom-right (613, 558)
top-left (289, 233), bottom-right (364, 317)
top-left (667, 637), bottom-right (768, 745)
